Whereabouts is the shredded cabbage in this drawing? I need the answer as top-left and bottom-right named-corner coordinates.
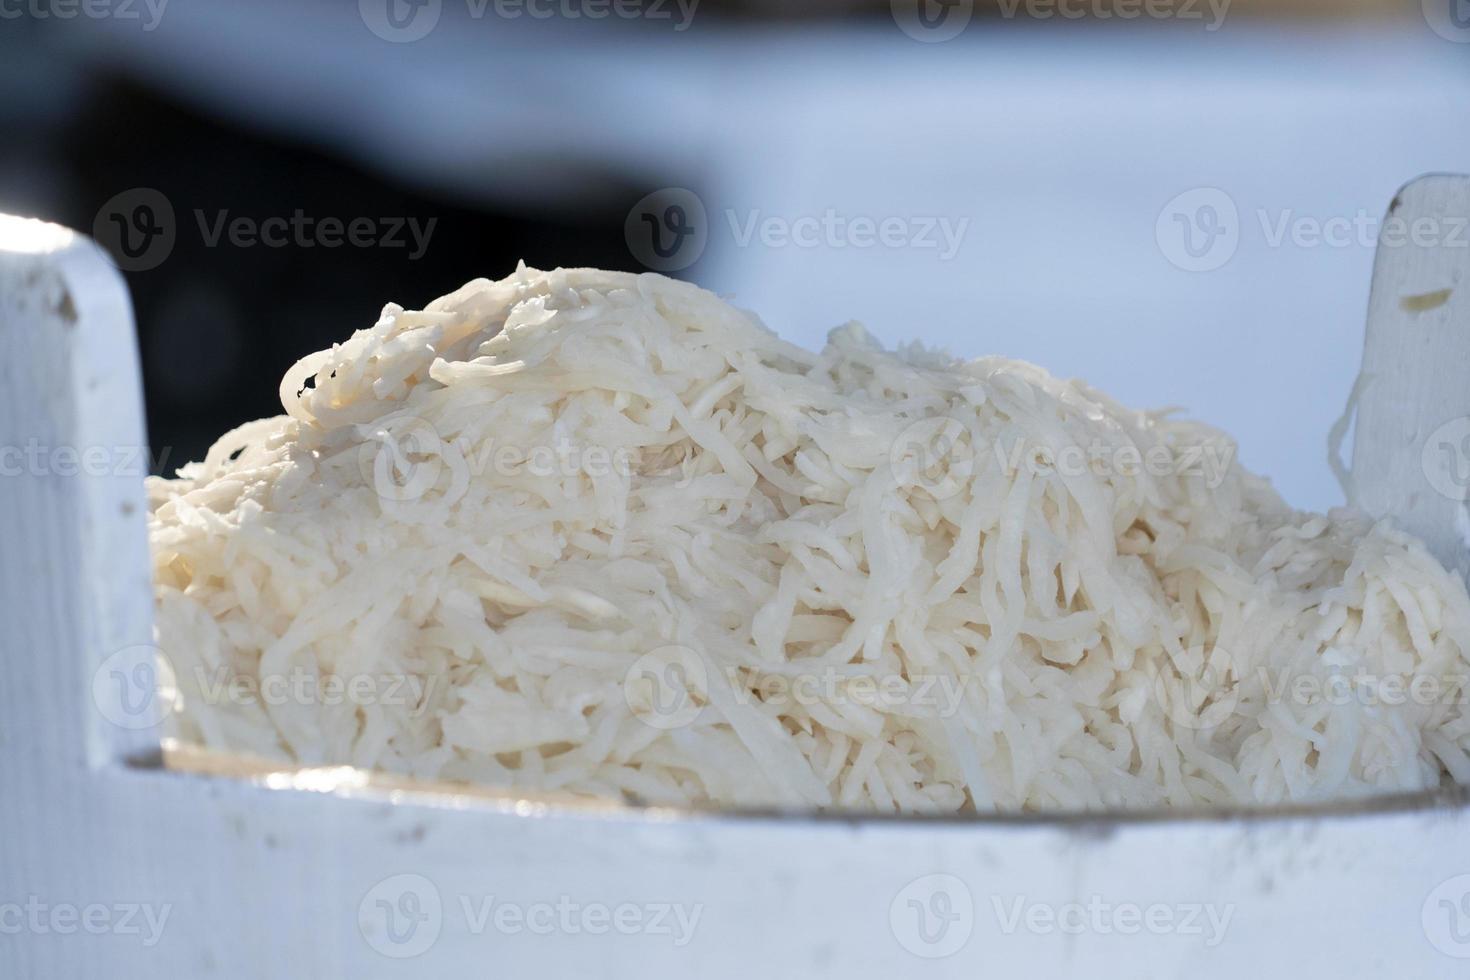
top-left (147, 266), bottom-right (1470, 812)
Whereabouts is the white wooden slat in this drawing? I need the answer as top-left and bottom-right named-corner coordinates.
top-left (2, 217), bottom-right (1469, 979)
top-left (1350, 174), bottom-right (1470, 579)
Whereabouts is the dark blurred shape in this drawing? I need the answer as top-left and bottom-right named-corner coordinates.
top-left (34, 79), bottom-right (642, 473)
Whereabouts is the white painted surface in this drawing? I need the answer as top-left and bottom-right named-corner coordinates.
top-left (3, 217), bottom-right (1470, 979)
top-left (1350, 174), bottom-right (1470, 579)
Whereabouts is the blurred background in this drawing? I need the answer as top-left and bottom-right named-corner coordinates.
top-left (1, 0), bottom-right (1467, 509)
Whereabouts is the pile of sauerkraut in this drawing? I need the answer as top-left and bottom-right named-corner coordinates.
top-left (147, 266), bottom-right (1470, 812)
